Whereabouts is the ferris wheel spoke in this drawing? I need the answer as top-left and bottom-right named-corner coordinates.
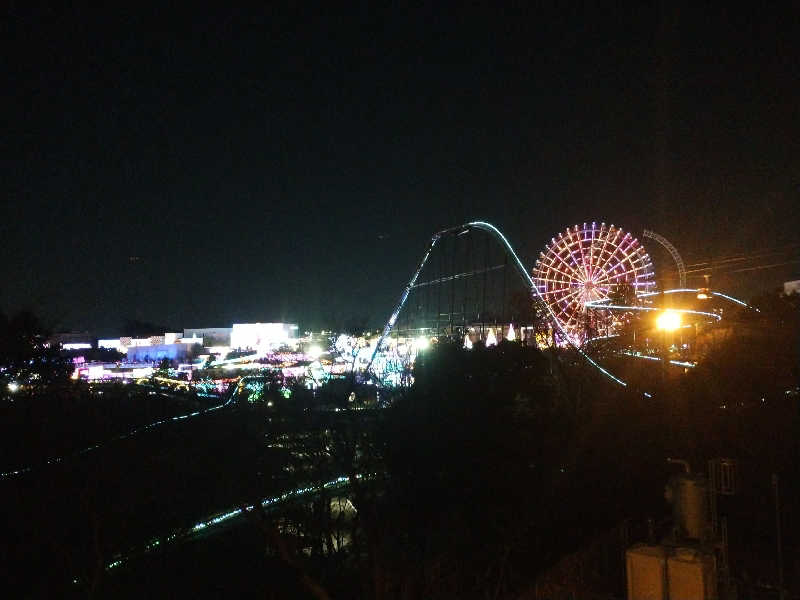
top-left (593, 246), bottom-right (644, 285)
top-left (593, 230), bottom-right (627, 280)
top-left (590, 225), bottom-right (612, 280)
top-left (573, 228), bottom-right (591, 281)
top-left (550, 289), bottom-right (584, 318)
top-left (554, 303), bottom-right (577, 323)
top-left (567, 227), bottom-right (590, 280)
top-left (616, 237), bottom-right (642, 271)
top-left (550, 245), bottom-right (587, 283)
top-left (540, 256), bottom-right (584, 283)
top-left (591, 228), bottom-right (619, 277)
top-left (591, 284), bottom-right (613, 299)
top-left (587, 224), bottom-right (598, 280)
top-left (536, 285), bottom-right (577, 296)
top-left (562, 312), bottom-right (582, 330)
top-left (613, 239), bottom-right (639, 273)
top-left (580, 226), bottom-right (593, 280)
top-left (536, 275), bottom-right (576, 286)
top-left (594, 263), bottom-right (646, 285)
top-left (552, 287), bottom-right (583, 305)
top-left (537, 261), bottom-right (582, 282)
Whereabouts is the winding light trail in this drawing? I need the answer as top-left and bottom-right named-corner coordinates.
top-left (583, 298), bottom-right (722, 322)
top-left (0, 384), bottom-right (236, 481)
top-left (635, 288), bottom-right (757, 310)
top-left (83, 474), bottom-right (363, 581)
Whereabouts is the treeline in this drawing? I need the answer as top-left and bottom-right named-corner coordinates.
top-left (210, 316), bottom-right (798, 599)
top-left (2, 293), bottom-right (797, 598)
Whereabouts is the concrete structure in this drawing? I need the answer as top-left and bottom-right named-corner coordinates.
top-left (183, 327), bottom-right (232, 346)
top-left (125, 342), bottom-right (201, 363)
top-left (625, 545), bottom-right (716, 600)
top-left (626, 545), bottom-right (668, 600)
top-left (667, 549), bottom-right (716, 600)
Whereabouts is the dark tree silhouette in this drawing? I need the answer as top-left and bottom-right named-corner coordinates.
top-left (0, 309), bottom-right (73, 391)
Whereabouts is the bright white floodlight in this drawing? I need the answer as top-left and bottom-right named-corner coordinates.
top-left (656, 310), bottom-right (681, 331)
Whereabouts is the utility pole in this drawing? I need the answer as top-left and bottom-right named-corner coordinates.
top-left (773, 473), bottom-right (785, 600)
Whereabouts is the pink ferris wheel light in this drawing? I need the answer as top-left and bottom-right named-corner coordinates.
top-left (532, 222), bottom-right (655, 344)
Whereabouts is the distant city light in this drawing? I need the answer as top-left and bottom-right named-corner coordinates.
top-left (307, 345), bottom-right (323, 360)
top-left (62, 343), bottom-right (92, 350)
top-left (656, 310), bottom-right (681, 331)
top-left (7, 382), bottom-right (19, 393)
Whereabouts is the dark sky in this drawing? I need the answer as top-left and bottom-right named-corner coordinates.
top-left (3, 4), bottom-right (799, 332)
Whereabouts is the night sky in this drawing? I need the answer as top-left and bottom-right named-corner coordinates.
top-left (3, 5), bottom-right (799, 333)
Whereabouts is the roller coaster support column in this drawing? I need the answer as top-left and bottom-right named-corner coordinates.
top-left (367, 233), bottom-right (442, 372)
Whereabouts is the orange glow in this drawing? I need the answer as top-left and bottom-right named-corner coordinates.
top-left (656, 310), bottom-right (681, 331)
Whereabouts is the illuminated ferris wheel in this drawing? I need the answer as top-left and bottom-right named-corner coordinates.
top-left (533, 222), bottom-right (655, 343)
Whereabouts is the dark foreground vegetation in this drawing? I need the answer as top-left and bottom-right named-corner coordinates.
top-left (0, 294), bottom-right (798, 599)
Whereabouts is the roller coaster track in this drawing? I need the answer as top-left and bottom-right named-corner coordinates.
top-left (367, 221), bottom-right (629, 387)
top-left (642, 229), bottom-right (686, 287)
top-left (368, 221), bottom-right (758, 392)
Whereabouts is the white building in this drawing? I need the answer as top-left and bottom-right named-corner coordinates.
top-left (230, 323), bottom-right (298, 351)
top-left (182, 327), bottom-right (232, 346)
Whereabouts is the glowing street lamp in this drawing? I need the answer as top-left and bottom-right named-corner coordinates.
top-left (697, 274), bottom-right (711, 299)
top-left (656, 309), bottom-right (681, 331)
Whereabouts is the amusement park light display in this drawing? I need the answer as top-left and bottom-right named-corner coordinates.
top-left (533, 222), bottom-right (655, 344)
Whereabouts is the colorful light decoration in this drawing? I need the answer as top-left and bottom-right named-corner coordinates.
top-left (533, 222), bottom-right (655, 345)
top-left (506, 323), bottom-right (516, 341)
